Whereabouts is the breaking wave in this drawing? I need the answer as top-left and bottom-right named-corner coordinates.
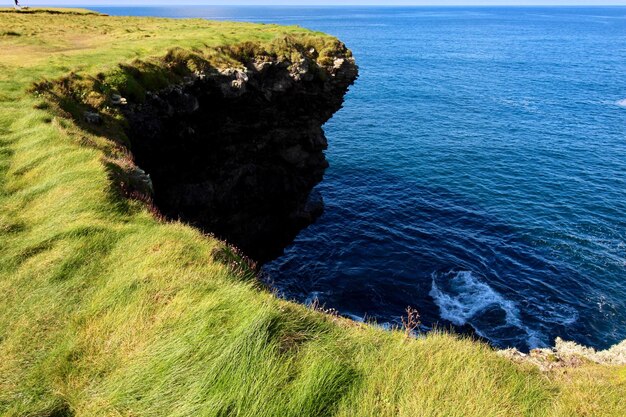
top-left (430, 270), bottom-right (545, 349)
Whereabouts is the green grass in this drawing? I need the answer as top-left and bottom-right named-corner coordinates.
top-left (0, 8), bottom-right (624, 417)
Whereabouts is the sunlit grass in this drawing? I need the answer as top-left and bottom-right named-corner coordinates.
top-left (0, 8), bottom-right (624, 417)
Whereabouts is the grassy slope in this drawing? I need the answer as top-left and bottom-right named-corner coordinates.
top-left (0, 8), bottom-right (624, 417)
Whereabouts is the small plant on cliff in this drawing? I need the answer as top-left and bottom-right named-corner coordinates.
top-left (309, 297), bottom-right (339, 317)
top-left (401, 306), bottom-right (421, 339)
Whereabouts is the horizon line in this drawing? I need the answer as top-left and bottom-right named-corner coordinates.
top-left (76, 3), bottom-right (626, 6)
top-left (26, 1), bottom-right (626, 7)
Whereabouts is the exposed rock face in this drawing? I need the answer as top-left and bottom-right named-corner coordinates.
top-left (498, 337), bottom-right (626, 371)
top-left (124, 53), bottom-right (357, 263)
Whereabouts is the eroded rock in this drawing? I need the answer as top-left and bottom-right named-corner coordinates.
top-left (84, 111), bottom-right (102, 124)
top-left (498, 337), bottom-right (626, 371)
top-left (123, 54), bottom-right (357, 262)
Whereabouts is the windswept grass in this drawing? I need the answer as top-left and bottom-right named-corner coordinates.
top-left (0, 9), bottom-right (624, 417)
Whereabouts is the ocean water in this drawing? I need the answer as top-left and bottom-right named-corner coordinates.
top-left (97, 6), bottom-right (626, 351)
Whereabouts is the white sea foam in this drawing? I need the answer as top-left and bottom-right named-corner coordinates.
top-left (429, 271), bottom-right (518, 326)
top-left (616, 99), bottom-right (626, 108)
top-left (430, 270), bottom-right (545, 349)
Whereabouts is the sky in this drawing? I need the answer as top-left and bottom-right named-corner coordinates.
top-left (18, 0), bottom-right (626, 6)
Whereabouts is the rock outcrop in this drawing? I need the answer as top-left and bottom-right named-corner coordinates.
top-left (498, 337), bottom-right (626, 371)
top-left (123, 50), bottom-right (357, 263)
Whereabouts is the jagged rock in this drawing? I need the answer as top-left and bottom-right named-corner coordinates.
top-left (498, 337), bottom-right (626, 371)
top-left (128, 166), bottom-right (153, 195)
top-left (123, 52), bottom-right (358, 262)
top-left (111, 94), bottom-right (128, 106)
top-left (84, 111), bottom-right (102, 124)
top-left (290, 58), bottom-right (314, 82)
top-left (236, 71), bottom-right (249, 82)
top-left (253, 60), bottom-right (273, 73)
top-left (194, 70), bottom-right (207, 80)
top-left (231, 79), bottom-right (246, 90)
top-left (218, 68), bottom-right (238, 77)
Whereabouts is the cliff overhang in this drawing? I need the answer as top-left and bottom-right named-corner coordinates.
top-left (125, 50), bottom-right (357, 262)
top-left (35, 38), bottom-right (358, 263)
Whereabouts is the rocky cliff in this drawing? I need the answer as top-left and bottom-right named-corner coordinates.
top-left (123, 47), bottom-right (357, 263)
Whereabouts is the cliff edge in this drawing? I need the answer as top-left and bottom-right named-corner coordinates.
top-left (123, 47), bottom-right (357, 262)
top-left (34, 36), bottom-right (357, 263)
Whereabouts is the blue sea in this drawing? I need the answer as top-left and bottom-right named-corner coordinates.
top-left (97, 6), bottom-right (626, 351)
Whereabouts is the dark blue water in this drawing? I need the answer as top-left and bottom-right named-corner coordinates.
top-left (97, 6), bottom-right (626, 350)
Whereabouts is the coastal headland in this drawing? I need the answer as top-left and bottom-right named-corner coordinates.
top-left (0, 8), bottom-right (624, 417)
